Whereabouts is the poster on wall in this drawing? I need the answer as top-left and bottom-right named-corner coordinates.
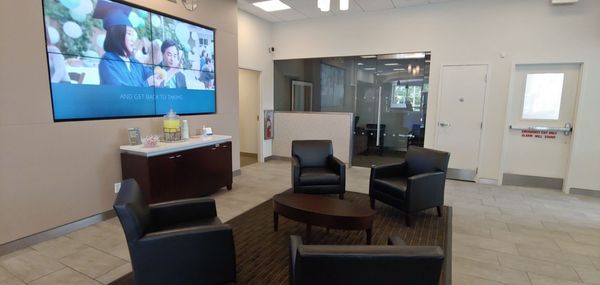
top-left (264, 110), bottom-right (274, 140)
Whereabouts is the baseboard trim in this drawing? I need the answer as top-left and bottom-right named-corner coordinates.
top-left (570, 187), bottom-right (600, 197)
top-left (0, 210), bottom-right (116, 256)
top-left (240, 152), bottom-right (258, 158)
top-left (447, 168), bottom-right (477, 182)
top-left (265, 155), bottom-right (290, 162)
top-left (502, 173), bottom-right (563, 190)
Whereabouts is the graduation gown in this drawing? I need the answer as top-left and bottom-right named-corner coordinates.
top-left (99, 52), bottom-right (152, 87)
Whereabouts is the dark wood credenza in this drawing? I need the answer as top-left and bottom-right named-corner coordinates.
top-left (120, 136), bottom-right (232, 203)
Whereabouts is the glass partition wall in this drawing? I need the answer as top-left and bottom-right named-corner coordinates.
top-left (274, 52), bottom-right (430, 167)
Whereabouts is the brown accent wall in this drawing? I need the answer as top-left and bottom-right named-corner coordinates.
top-left (0, 0), bottom-right (240, 244)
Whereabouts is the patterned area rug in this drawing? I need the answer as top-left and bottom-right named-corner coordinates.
top-left (111, 191), bottom-right (452, 284)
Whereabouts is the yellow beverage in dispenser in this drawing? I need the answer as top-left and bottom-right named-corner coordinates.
top-left (163, 119), bottom-right (180, 130)
top-left (163, 109), bottom-right (181, 141)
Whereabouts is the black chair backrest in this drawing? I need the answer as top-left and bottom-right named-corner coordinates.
top-left (294, 245), bottom-right (444, 285)
top-left (405, 147), bottom-right (450, 176)
top-left (113, 179), bottom-right (151, 243)
top-left (291, 140), bottom-right (333, 168)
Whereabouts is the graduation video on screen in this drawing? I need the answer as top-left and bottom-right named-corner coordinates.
top-left (43, 0), bottom-right (216, 121)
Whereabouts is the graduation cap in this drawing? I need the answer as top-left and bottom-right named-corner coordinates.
top-left (92, 0), bottom-right (132, 30)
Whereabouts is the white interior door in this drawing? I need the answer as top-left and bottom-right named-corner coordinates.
top-left (435, 65), bottom-right (488, 181)
top-left (238, 68), bottom-right (260, 154)
top-left (503, 63), bottom-right (580, 189)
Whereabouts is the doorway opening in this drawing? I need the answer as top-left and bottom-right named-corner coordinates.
top-left (239, 68), bottom-right (260, 167)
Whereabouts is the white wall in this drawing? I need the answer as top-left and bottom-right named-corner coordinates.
top-left (270, 0), bottom-right (600, 192)
top-left (237, 10), bottom-right (274, 161)
top-left (273, 112), bottom-right (353, 164)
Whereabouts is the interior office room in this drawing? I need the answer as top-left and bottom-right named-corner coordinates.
top-left (1, 0), bottom-right (599, 284)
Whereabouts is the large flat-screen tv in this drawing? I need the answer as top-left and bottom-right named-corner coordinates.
top-left (42, 0), bottom-right (216, 121)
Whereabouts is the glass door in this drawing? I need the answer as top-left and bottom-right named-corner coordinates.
top-left (352, 53), bottom-right (429, 167)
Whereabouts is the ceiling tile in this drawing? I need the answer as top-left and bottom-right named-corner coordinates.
top-left (331, 0), bottom-right (365, 15)
top-left (270, 8), bottom-right (307, 21)
top-left (238, 1), bottom-right (283, 22)
top-left (354, 0), bottom-right (395, 11)
top-left (238, 0), bottom-right (457, 22)
top-left (293, 5), bottom-right (336, 18)
top-left (391, 0), bottom-right (429, 8)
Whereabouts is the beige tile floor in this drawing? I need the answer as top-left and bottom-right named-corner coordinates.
top-left (1, 160), bottom-right (600, 284)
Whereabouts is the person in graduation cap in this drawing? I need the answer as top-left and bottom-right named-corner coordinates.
top-left (94, 0), bottom-right (161, 87)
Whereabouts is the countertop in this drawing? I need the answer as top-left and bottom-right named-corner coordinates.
top-left (120, 134), bottom-right (232, 157)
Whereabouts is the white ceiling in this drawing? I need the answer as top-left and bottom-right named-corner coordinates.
top-left (238, 0), bottom-right (457, 22)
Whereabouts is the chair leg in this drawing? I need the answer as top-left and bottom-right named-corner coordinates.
top-left (339, 193), bottom-right (344, 200)
top-left (405, 214), bottom-right (412, 227)
top-left (370, 198), bottom-right (375, 209)
top-left (437, 206), bottom-right (443, 217)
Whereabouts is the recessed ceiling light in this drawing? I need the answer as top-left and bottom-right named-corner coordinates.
top-left (357, 62), bottom-right (364, 66)
top-left (340, 0), bottom-right (349, 10)
top-left (364, 67), bottom-right (376, 71)
top-left (318, 0), bottom-right (330, 12)
top-left (253, 0), bottom-right (291, 12)
top-left (360, 55), bottom-right (376, 59)
top-left (393, 68), bottom-right (406, 71)
top-left (384, 63), bottom-right (399, 66)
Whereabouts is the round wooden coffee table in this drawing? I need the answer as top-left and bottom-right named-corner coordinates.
top-left (273, 192), bottom-right (375, 244)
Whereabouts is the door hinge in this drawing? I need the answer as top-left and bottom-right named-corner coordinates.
top-left (480, 122), bottom-right (483, 129)
top-left (484, 73), bottom-right (488, 83)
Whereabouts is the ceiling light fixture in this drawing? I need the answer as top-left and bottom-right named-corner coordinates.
top-left (340, 0), bottom-right (349, 10)
top-left (384, 63), bottom-right (399, 66)
top-left (253, 0), bottom-right (291, 12)
top-left (360, 55), bottom-right (376, 59)
top-left (364, 67), bottom-right (376, 71)
top-left (357, 62), bottom-right (364, 66)
top-left (318, 0), bottom-right (330, 12)
top-left (393, 68), bottom-right (405, 71)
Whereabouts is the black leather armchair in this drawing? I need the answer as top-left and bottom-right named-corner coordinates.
top-left (289, 235), bottom-right (444, 285)
top-left (113, 179), bottom-right (236, 285)
top-left (292, 140), bottom-right (346, 199)
top-left (369, 146), bottom-right (450, 226)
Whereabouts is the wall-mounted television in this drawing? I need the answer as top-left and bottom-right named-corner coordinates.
top-left (42, 0), bottom-right (216, 121)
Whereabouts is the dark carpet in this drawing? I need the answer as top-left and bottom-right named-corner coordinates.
top-left (110, 191), bottom-right (452, 285)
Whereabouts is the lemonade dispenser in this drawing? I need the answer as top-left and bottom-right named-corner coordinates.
top-left (163, 109), bottom-right (181, 142)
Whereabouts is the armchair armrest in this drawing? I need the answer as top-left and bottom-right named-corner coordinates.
top-left (136, 224), bottom-right (236, 282)
top-left (327, 156), bottom-right (345, 175)
top-left (289, 235), bottom-right (303, 285)
top-left (149, 198), bottom-right (217, 227)
top-left (405, 171), bottom-right (446, 212)
top-left (370, 162), bottom-right (407, 179)
top-left (292, 155), bottom-right (301, 187)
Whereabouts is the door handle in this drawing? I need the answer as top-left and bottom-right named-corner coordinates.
top-left (439, 122), bottom-right (450, 127)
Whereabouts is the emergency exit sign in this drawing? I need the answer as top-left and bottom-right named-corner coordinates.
top-left (521, 130), bottom-right (556, 139)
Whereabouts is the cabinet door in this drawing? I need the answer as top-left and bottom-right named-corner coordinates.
top-left (207, 142), bottom-right (232, 189)
top-left (148, 154), bottom-right (177, 203)
top-left (177, 147), bottom-right (207, 198)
